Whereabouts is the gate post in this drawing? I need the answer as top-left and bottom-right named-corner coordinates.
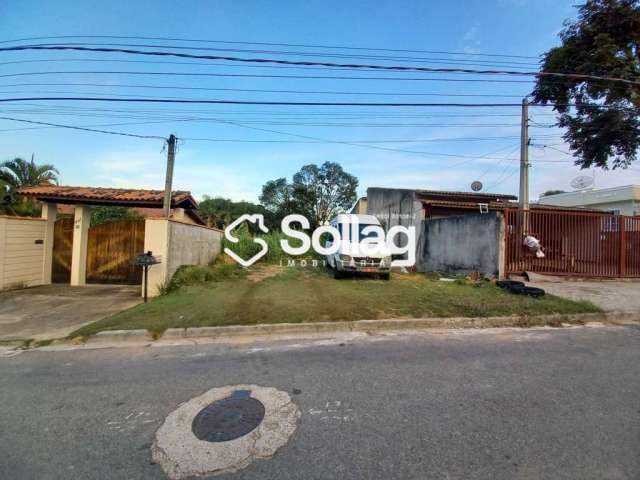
top-left (619, 216), bottom-right (626, 277)
top-left (41, 202), bottom-right (57, 285)
top-left (70, 205), bottom-right (91, 286)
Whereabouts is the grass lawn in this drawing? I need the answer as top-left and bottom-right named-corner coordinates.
top-left (69, 265), bottom-right (601, 338)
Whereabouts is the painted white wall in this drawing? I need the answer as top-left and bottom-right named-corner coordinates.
top-left (538, 185), bottom-right (640, 216)
top-left (0, 216), bottom-right (48, 290)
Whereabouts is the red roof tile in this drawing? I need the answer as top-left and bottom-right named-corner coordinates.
top-left (18, 184), bottom-right (198, 209)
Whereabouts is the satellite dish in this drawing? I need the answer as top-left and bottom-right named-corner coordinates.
top-left (570, 175), bottom-right (594, 190)
top-left (471, 181), bottom-right (483, 192)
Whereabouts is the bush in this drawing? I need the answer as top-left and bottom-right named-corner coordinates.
top-left (161, 262), bottom-right (244, 294)
top-left (223, 226), bottom-right (320, 265)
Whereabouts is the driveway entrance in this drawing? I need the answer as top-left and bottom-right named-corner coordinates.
top-left (0, 284), bottom-right (141, 341)
top-left (53, 218), bottom-right (145, 285)
top-left (529, 280), bottom-right (640, 313)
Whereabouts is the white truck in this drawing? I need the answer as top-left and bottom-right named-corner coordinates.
top-left (325, 213), bottom-right (392, 280)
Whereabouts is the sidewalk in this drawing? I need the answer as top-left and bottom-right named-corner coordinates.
top-left (0, 284), bottom-right (141, 341)
top-left (528, 280), bottom-right (640, 314)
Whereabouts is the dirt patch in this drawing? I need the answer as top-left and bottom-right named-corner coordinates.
top-left (246, 265), bottom-right (283, 283)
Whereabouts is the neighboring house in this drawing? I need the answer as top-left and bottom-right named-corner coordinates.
top-left (363, 188), bottom-right (518, 276)
top-left (350, 197), bottom-right (368, 215)
top-left (3, 184), bottom-right (223, 296)
top-left (537, 185), bottom-right (640, 216)
top-left (363, 187), bottom-right (625, 278)
top-left (365, 187), bottom-right (518, 234)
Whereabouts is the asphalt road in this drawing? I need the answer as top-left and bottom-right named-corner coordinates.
top-left (1, 325), bottom-right (639, 480)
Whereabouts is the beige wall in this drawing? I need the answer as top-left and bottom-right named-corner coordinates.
top-left (538, 185), bottom-right (640, 216)
top-left (143, 218), bottom-right (223, 297)
top-left (0, 216), bottom-right (48, 290)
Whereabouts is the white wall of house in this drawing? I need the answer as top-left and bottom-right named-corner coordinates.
top-left (538, 185), bottom-right (640, 216)
top-left (142, 218), bottom-right (223, 297)
top-left (0, 216), bottom-right (48, 290)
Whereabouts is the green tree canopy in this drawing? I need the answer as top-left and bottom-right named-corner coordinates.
top-left (260, 161), bottom-right (358, 228)
top-left (90, 206), bottom-right (144, 226)
top-left (532, 0), bottom-right (640, 170)
top-left (197, 196), bottom-right (274, 229)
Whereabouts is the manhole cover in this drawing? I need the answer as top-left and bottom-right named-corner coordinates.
top-left (191, 390), bottom-right (265, 442)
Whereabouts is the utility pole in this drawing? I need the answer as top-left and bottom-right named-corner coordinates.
top-left (519, 97), bottom-right (529, 211)
top-left (162, 134), bottom-right (176, 218)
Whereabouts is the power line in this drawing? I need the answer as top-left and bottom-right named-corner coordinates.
top-left (0, 35), bottom-right (541, 59)
top-left (0, 48), bottom-right (542, 69)
top-left (0, 115), bottom-right (164, 139)
top-left (0, 70), bottom-right (543, 83)
top-left (2, 102), bottom-right (563, 118)
top-left (0, 84), bottom-right (527, 98)
top-left (2, 44), bottom-right (636, 86)
top-left (0, 113), bottom-right (522, 162)
top-left (180, 117), bottom-right (522, 161)
top-left (0, 97), bottom-right (529, 106)
top-left (0, 96), bottom-right (627, 113)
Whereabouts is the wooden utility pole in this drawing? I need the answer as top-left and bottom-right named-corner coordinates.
top-left (519, 97), bottom-right (530, 211)
top-left (163, 134), bottom-right (176, 218)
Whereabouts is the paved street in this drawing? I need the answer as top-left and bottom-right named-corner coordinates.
top-left (1, 325), bottom-right (639, 479)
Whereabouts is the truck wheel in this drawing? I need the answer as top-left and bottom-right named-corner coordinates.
top-left (334, 268), bottom-right (344, 279)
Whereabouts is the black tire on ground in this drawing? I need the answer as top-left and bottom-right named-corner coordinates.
top-left (496, 280), bottom-right (524, 289)
top-left (333, 268), bottom-right (344, 279)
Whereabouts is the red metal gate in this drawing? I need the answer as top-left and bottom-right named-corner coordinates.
top-left (504, 209), bottom-right (640, 278)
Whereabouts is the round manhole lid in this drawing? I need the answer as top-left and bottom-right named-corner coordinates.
top-left (191, 390), bottom-right (265, 443)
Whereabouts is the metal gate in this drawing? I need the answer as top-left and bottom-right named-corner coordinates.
top-left (504, 209), bottom-right (640, 278)
top-left (52, 218), bottom-right (145, 284)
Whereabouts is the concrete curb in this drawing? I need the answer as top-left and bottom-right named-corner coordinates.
top-left (86, 329), bottom-right (155, 344)
top-left (74, 310), bottom-right (638, 346)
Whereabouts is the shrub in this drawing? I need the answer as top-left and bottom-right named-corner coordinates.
top-left (223, 226), bottom-right (321, 265)
top-left (161, 262), bottom-right (244, 294)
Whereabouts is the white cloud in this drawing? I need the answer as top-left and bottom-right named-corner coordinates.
top-left (462, 24), bottom-right (481, 54)
top-left (91, 147), bottom-right (264, 202)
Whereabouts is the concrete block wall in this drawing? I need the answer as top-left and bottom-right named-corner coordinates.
top-left (0, 216), bottom-right (48, 290)
top-left (143, 218), bottom-right (223, 297)
top-left (418, 212), bottom-right (504, 278)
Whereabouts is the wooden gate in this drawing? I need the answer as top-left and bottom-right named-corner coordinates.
top-left (504, 209), bottom-right (640, 278)
top-left (52, 218), bottom-right (145, 284)
top-left (52, 217), bottom-right (74, 283)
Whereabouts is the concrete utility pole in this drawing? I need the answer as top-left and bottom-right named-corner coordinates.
top-left (163, 134), bottom-right (177, 218)
top-left (519, 97), bottom-right (530, 211)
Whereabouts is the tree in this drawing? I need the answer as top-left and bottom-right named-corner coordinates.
top-left (540, 189), bottom-right (567, 197)
top-left (532, 0), bottom-right (640, 170)
top-left (90, 206), bottom-right (143, 226)
top-left (197, 196), bottom-right (274, 229)
top-left (259, 178), bottom-right (298, 225)
top-left (0, 155), bottom-right (59, 188)
top-left (260, 162), bottom-right (358, 228)
top-left (292, 162), bottom-right (358, 227)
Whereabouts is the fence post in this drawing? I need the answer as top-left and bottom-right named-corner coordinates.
top-left (619, 216), bottom-right (626, 277)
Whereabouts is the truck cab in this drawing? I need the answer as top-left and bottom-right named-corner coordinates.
top-left (326, 213), bottom-right (392, 280)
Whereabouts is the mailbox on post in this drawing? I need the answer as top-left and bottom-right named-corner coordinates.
top-left (135, 251), bottom-right (161, 303)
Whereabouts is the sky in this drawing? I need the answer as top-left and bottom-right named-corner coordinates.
top-left (1, 0), bottom-right (638, 203)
